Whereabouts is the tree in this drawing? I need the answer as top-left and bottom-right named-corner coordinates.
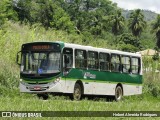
top-left (63, 0), bottom-right (117, 35)
top-left (151, 14), bottom-right (160, 48)
top-left (13, 0), bottom-right (32, 23)
top-left (50, 3), bottom-right (75, 32)
top-left (118, 33), bottom-right (142, 52)
top-left (128, 9), bottom-right (146, 37)
top-left (109, 10), bottom-right (125, 36)
top-left (15, 0), bottom-right (74, 32)
top-left (0, 0), bottom-right (17, 26)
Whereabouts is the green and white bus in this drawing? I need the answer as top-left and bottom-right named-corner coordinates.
top-left (17, 41), bottom-right (143, 101)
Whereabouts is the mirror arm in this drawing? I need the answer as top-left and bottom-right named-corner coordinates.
top-left (16, 51), bottom-right (21, 66)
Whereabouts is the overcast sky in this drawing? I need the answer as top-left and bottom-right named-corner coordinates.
top-left (111, 0), bottom-right (160, 14)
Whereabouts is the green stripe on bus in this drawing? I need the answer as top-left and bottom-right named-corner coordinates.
top-left (21, 74), bottom-right (61, 83)
top-left (63, 68), bottom-right (143, 84)
top-left (61, 78), bottom-right (142, 85)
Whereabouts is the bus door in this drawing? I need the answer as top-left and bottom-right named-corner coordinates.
top-left (62, 48), bottom-right (73, 84)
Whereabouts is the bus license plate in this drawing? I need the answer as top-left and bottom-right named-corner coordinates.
top-left (33, 86), bottom-right (41, 90)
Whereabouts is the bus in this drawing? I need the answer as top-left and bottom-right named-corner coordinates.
top-left (16, 41), bottom-right (143, 101)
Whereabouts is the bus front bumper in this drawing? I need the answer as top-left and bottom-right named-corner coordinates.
top-left (19, 81), bottom-right (63, 93)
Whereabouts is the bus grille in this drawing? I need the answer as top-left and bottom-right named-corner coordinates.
top-left (27, 83), bottom-right (48, 85)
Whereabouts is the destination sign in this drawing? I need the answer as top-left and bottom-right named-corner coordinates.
top-left (32, 45), bottom-right (50, 50)
top-left (22, 43), bottom-right (61, 51)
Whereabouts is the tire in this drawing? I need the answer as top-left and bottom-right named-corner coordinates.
top-left (106, 96), bottom-right (114, 102)
top-left (73, 83), bottom-right (82, 101)
top-left (115, 86), bottom-right (123, 102)
top-left (37, 93), bottom-right (49, 100)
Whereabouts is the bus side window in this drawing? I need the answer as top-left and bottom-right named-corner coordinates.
top-left (63, 48), bottom-right (73, 69)
top-left (88, 51), bottom-right (98, 70)
top-left (75, 49), bottom-right (87, 69)
top-left (131, 57), bottom-right (140, 74)
top-left (111, 54), bottom-right (120, 72)
top-left (99, 53), bottom-right (110, 71)
top-left (121, 56), bottom-right (131, 73)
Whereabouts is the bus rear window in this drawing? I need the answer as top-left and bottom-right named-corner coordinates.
top-left (131, 57), bottom-right (140, 74)
top-left (122, 56), bottom-right (131, 73)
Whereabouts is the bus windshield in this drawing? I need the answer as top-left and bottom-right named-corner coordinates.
top-left (21, 52), bottom-right (60, 74)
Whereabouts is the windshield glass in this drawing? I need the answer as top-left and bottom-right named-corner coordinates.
top-left (21, 52), bottom-right (60, 74)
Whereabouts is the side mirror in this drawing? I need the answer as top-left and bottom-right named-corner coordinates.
top-left (16, 51), bottom-right (21, 66)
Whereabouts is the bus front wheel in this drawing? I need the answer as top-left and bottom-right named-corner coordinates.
top-left (37, 93), bottom-right (48, 100)
top-left (115, 86), bottom-right (123, 102)
top-left (73, 83), bottom-right (82, 101)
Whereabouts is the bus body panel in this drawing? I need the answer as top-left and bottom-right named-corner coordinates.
top-left (88, 82), bottom-right (116, 95)
top-left (63, 79), bottom-right (76, 93)
top-left (123, 84), bottom-right (142, 95)
top-left (19, 79), bottom-right (142, 95)
top-left (65, 68), bottom-right (142, 85)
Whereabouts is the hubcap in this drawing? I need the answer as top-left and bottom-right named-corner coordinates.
top-left (74, 88), bottom-right (81, 100)
top-left (116, 87), bottom-right (122, 100)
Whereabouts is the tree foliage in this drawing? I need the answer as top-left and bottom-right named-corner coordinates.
top-left (128, 9), bottom-right (146, 37)
top-left (109, 10), bottom-right (125, 36)
top-left (0, 0), bottom-right (17, 26)
top-left (151, 14), bottom-right (160, 48)
top-left (14, 0), bottom-right (74, 32)
top-left (0, 0), bottom-right (158, 52)
top-left (118, 33), bottom-right (142, 52)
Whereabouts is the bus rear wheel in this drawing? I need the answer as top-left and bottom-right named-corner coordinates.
top-left (115, 86), bottom-right (123, 102)
top-left (73, 83), bottom-right (82, 101)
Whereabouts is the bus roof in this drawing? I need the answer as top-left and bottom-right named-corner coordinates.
top-left (22, 41), bottom-right (141, 57)
top-left (64, 43), bottom-right (141, 57)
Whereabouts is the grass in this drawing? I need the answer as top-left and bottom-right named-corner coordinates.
top-left (0, 92), bottom-right (160, 120)
top-left (0, 90), bottom-right (160, 111)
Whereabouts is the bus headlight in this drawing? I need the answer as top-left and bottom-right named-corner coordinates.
top-left (55, 77), bottom-right (60, 82)
top-left (20, 81), bottom-right (26, 85)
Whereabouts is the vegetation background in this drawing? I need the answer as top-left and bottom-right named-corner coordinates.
top-left (0, 0), bottom-right (160, 119)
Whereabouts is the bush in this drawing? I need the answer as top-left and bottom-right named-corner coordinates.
top-left (0, 59), bottom-right (19, 89)
top-left (143, 72), bottom-right (160, 98)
